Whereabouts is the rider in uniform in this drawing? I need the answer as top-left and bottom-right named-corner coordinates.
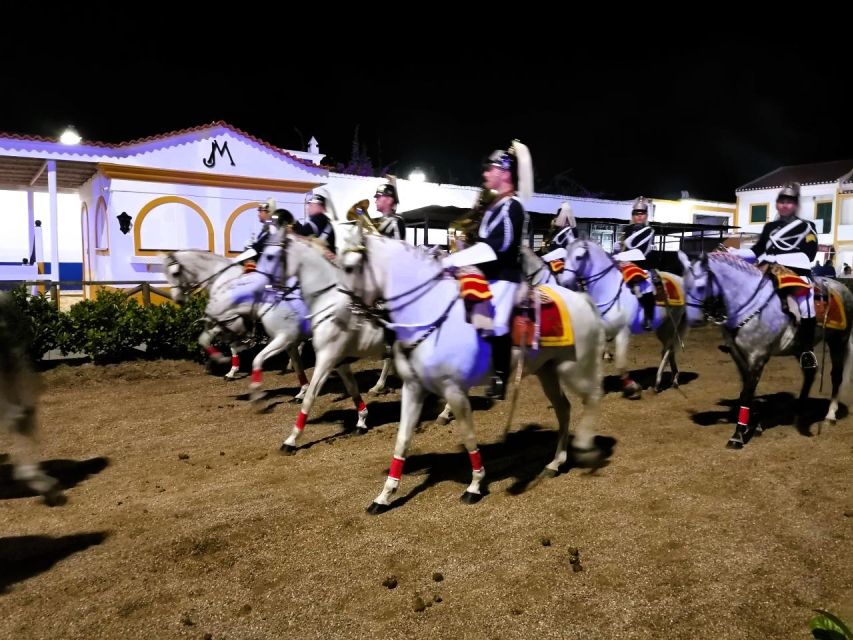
top-left (613, 197), bottom-right (657, 330)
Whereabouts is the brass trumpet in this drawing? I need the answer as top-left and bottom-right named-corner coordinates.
top-left (346, 199), bottom-right (381, 234)
top-left (448, 188), bottom-right (497, 252)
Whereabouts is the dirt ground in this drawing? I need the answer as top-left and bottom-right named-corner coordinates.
top-left (1, 326), bottom-right (851, 639)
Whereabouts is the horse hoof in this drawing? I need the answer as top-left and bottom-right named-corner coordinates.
top-left (355, 427), bottom-right (369, 436)
top-left (623, 389), bottom-right (642, 400)
top-left (279, 443), bottom-right (297, 455)
top-left (726, 439), bottom-right (744, 450)
top-left (460, 491), bottom-right (483, 505)
top-left (223, 375), bottom-right (236, 382)
top-left (541, 467), bottom-right (559, 479)
top-left (367, 501), bottom-right (390, 515)
top-left (435, 415), bottom-right (452, 426)
top-left (43, 491), bottom-right (67, 507)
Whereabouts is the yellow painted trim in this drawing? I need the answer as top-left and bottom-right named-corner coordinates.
top-left (750, 202), bottom-right (770, 224)
top-left (733, 195), bottom-right (739, 227)
top-left (688, 205), bottom-right (736, 214)
top-left (833, 188), bottom-right (841, 251)
top-left (98, 162), bottom-right (324, 193)
top-left (94, 195), bottom-right (110, 255)
top-left (134, 196), bottom-right (215, 256)
top-left (80, 202), bottom-right (91, 299)
top-left (224, 201), bottom-right (262, 257)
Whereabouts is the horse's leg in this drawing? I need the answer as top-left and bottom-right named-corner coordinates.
top-left (198, 328), bottom-right (230, 367)
top-left (3, 377), bottom-right (64, 506)
top-left (369, 358), bottom-right (394, 394)
top-left (288, 344), bottom-right (310, 401)
top-left (559, 356), bottom-right (606, 467)
top-left (794, 365), bottom-right (819, 436)
top-left (435, 403), bottom-right (454, 425)
top-left (615, 326), bottom-right (640, 399)
top-left (337, 362), bottom-right (369, 433)
top-left (368, 380), bottom-right (426, 514)
top-left (443, 383), bottom-right (486, 503)
top-left (821, 333), bottom-right (852, 428)
top-left (248, 333), bottom-right (290, 404)
top-left (223, 345), bottom-right (242, 380)
top-left (654, 345), bottom-right (671, 393)
top-left (669, 313), bottom-right (689, 389)
top-left (537, 362), bottom-right (571, 476)
top-left (727, 351), bottom-right (765, 449)
top-left (280, 350), bottom-right (337, 453)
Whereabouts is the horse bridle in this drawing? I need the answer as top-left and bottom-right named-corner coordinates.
top-left (561, 241), bottom-right (628, 316)
top-left (339, 238), bottom-right (455, 351)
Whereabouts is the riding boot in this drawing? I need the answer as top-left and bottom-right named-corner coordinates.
top-left (640, 292), bottom-right (656, 331)
top-left (486, 334), bottom-right (512, 400)
top-left (796, 316), bottom-right (817, 370)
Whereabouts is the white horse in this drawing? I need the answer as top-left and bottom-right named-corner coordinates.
top-left (0, 293), bottom-right (65, 506)
top-left (274, 231), bottom-right (394, 450)
top-left (163, 250), bottom-right (310, 401)
top-left (527, 241), bottom-right (689, 398)
top-left (680, 250), bottom-right (853, 447)
top-left (338, 228), bottom-right (613, 513)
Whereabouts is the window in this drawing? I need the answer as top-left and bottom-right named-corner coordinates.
top-left (750, 204), bottom-right (768, 224)
top-left (815, 201), bottom-right (833, 234)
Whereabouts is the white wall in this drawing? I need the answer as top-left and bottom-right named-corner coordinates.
top-left (0, 190), bottom-right (81, 263)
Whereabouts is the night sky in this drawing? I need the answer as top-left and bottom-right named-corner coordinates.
top-left (2, 13), bottom-right (849, 202)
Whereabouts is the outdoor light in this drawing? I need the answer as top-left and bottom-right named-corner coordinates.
top-left (59, 126), bottom-right (81, 145)
top-left (408, 169), bottom-right (426, 183)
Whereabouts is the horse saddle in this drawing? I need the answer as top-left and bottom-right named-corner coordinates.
top-left (761, 263), bottom-right (811, 296)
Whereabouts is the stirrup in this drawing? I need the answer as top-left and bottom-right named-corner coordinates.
top-left (800, 351), bottom-right (817, 370)
top-left (485, 375), bottom-right (506, 400)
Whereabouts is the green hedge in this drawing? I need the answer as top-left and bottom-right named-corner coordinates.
top-left (10, 287), bottom-right (208, 364)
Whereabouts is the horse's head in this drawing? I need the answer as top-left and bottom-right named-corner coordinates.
top-left (678, 251), bottom-right (725, 326)
top-left (560, 240), bottom-right (594, 289)
top-left (163, 252), bottom-right (192, 303)
top-left (338, 222), bottom-right (386, 307)
top-left (256, 227), bottom-right (288, 286)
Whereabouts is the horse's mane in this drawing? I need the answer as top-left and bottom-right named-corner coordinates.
top-left (706, 251), bottom-right (761, 275)
top-left (286, 233), bottom-right (339, 265)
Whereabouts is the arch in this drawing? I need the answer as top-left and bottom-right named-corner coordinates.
top-left (224, 201), bottom-right (262, 256)
top-left (134, 196), bottom-right (215, 256)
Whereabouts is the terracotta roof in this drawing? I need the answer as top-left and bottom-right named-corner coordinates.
top-left (737, 159), bottom-right (853, 191)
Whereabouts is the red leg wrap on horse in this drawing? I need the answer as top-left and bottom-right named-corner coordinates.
top-left (295, 411), bottom-right (307, 431)
top-left (231, 355), bottom-right (240, 368)
top-left (251, 369), bottom-right (262, 384)
top-left (357, 400), bottom-right (367, 413)
top-left (389, 456), bottom-right (405, 480)
top-left (469, 449), bottom-right (483, 472)
top-left (737, 406), bottom-right (749, 426)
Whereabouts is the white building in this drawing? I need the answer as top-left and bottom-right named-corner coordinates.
top-left (0, 121), bottom-right (736, 294)
top-left (735, 159), bottom-right (853, 266)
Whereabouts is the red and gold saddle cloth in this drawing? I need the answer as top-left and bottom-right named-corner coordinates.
top-left (654, 273), bottom-right (685, 307)
top-left (511, 285), bottom-right (574, 348)
top-left (815, 287), bottom-right (847, 330)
